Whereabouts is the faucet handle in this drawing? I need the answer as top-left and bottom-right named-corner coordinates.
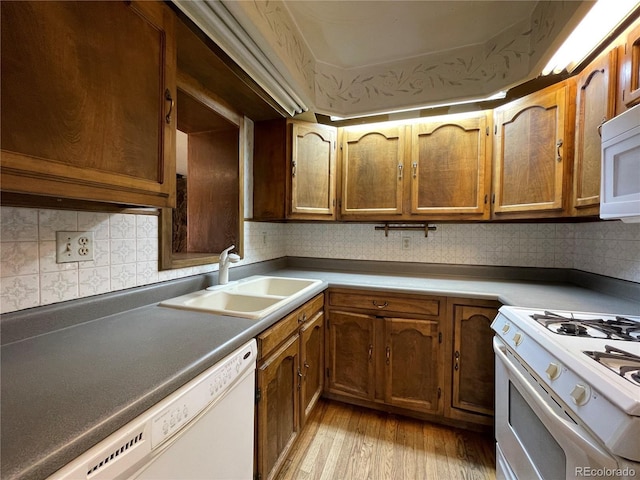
top-left (220, 245), bottom-right (235, 262)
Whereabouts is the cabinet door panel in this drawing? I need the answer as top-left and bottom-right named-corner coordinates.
top-left (411, 114), bottom-right (490, 217)
top-left (452, 305), bottom-right (496, 416)
top-left (257, 335), bottom-right (300, 480)
top-left (291, 123), bottom-right (336, 217)
top-left (341, 126), bottom-right (404, 216)
top-left (0, 1), bottom-right (176, 207)
top-left (326, 311), bottom-right (375, 400)
top-left (619, 23), bottom-right (640, 111)
top-left (386, 318), bottom-right (441, 414)
top-left (573, 50), bottom-right (616, 214)
top-left (494, 83), bottom-right (568, 214)
top-left (300, 311), bottom-right (324, 427)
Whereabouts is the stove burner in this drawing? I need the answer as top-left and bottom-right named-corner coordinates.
top-left (532, 311), bottom-right (640, 341)
top-left (584, 345), bottom-right (640, 386)
top-left (558, 322), bottom-right (588, 336)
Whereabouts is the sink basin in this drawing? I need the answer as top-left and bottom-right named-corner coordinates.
top-left (159, 275), bottom-right (322, 319)
top-left (232, 276), bottom-right (319, 296)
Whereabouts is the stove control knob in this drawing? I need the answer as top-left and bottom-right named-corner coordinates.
top-left (513, 332), bottom-right (523, 346)
top-left (501, 323), bottom-right (511, 334)
top-left (545, 362), bottom-right (561, 380)
top-left (570, 384), bottom-right (591, 406)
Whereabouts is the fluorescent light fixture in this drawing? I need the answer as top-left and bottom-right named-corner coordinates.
top-left (329, 90), bottom-right (507, 121)
top-left (543, 0), bottom-right (639, 75)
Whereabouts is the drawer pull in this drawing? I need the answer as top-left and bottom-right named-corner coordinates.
top-left (368, 344), bottom-right (373, 361)
top-left (454, 350), bottom-right (460, 371)
top-left (372, 300), bottom-right (388, 309)
top-left (386, 346), bottom-right (391, 365)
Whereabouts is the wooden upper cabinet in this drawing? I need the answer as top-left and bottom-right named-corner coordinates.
top-left (493, 81), bottom-right (573, 217)
top-left (0, 1), bottom-right (176, 208)
top-left (410, 112), bottom-right (492, 219)
top-left (618, 21), bottom-right (640, 112)
top-left (253, 120), bottom-right (337, 221)
top-left (573, 49), bottom-right (617, 216)
top-left (290, 123), bottom-right (337, 218)
top-left (340, 125), bottom-right (406, 218)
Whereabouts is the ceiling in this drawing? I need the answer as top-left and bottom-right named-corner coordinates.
top-left (175, 1), bottom-right (595, 120)
top-left (283, 1), bottom-right (540, 70)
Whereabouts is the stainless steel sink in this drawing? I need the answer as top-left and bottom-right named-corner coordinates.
top-left (159, 275), bottom-right (322, 319)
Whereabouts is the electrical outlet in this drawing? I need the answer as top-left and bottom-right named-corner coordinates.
top-left (261, 231), bottom-right (268, 246)
top-left (56, 231), bottom-right (95, 263)
top-left (402, 236), bottom-right (411, 250)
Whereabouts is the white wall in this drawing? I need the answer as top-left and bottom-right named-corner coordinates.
top-left (1, 205), bottom-right (638, 314)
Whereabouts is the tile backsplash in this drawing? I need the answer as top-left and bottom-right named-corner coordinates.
top-left (1, 206), bottom-right (638, 314)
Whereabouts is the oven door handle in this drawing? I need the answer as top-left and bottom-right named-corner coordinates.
top-left (493, 337), bottom-right (617, 468)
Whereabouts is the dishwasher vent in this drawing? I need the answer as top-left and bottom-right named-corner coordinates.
top-left (86, 430), bottom-right (144, 477)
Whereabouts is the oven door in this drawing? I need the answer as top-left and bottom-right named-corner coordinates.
top-left (494, 337), bottom-right (619, 480)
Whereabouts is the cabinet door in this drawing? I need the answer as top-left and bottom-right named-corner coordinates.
top-left (340, 125), bottom-right (406, 217)
top-left (299, 310), bottom-right (324, 427)
top-left (451, 304), bottom-right (497, 416)
top-left (573, 50), bottom-right (617, 215)
top-left (326, 310), bottom-right (375, 400)
top-left (385, 317), bottom-right (442, 414)
top-left (410, 113), bottom-right (491, 219)
top-left (493, 82), bottom-right (570, 215)
top-left (257, 334), bottom-right (300, 480)
top-left (619, 22), bottom-right (640, 112)
top-left (290, 123), bottom-right (337, 219)
top-left (0, 1), bottom-right (176, 208)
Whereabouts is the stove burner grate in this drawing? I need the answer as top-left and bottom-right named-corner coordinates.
top-left (531, 311), bottom-right (639, 341)
top-left (584, 345), bottom-right (640, 386)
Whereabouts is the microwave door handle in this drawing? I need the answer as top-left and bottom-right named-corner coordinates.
top-left (493, 338), bottom-right (617, 469)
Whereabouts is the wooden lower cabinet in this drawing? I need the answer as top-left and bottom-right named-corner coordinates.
top-left (325, 288), bottom-right (498, 430)
top-left (445, 298), bottom-right (500, 425)
top-left (325, 289), bottom-right (445, 417)
top-left (255, 294), bottom-right (324, 480)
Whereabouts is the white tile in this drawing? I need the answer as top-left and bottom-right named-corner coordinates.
top-left (78, 212), bottom-right (110, 239)
top-left (39, 210), bottom-right (77, 241)
top-left (136, 237), bottom-right (158, 262)
top-left (1, 242), bottom-right (39, 277)
top-left (40, 271), bottom-right (78, 305)
top-left (110, 264), bottom-right (137, 290)
top-left (109, 214), bottom-right (136, 239)
top-left (39, 241), bottom-right (78, 273)
top-left (1, 207), bottom-right (38, 241)
top-left (110, 239), bottom-right (137, 265)
top-left (136, 261), bottom-right (159, 286)
top-left (79, 267), bottom-right (111, 297)
top-left (0, 275), bottom-right (39, 313)
top-left (136, 215), bottom-right (158, 238)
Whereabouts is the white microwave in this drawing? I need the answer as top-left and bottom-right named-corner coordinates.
top-left (600, 103), bottom-right (640, 223)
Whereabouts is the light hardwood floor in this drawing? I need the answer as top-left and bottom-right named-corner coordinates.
top-left (276, 400), bottom-right (496, 480)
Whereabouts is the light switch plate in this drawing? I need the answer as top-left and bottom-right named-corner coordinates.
top-left (56, 231), bottom-right (95, 263)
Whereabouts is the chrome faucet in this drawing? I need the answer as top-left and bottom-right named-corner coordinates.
top-left (218, 245), bottom-right (240, 285)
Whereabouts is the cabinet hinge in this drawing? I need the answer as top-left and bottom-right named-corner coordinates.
top-left (492, 193), bottom-right (496, 204)
top-left (255, 473), bottom-right (262, 480)
top-left (438, 332), bottom-right (442, 343)
top-left (484, 194), bottom-right (488, 205)
top-left (485, 126), bottom-right (490, 136)
top-left (332, 199), bottom-right (336, 207)
top-left (333, 141), bottom-right (337, 150)
top-left (326, 368), bottom-right (331, 378)
top-left (340, 143), bottom-right (343, 151)
top-left (494, 125), bottom-right (498, 135)
top-left (255, 387), bottom-right (261, 404)
top-left (438, 387), bottom-right (441, 399)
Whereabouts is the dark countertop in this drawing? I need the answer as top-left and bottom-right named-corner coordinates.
top-left (2, 258), bottom-right (639, 480)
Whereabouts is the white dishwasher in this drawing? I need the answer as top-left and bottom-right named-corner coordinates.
top-left (49, 339), bottom-right (257, 480)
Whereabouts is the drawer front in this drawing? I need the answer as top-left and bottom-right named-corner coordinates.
top-left (258, 293), bottom-right (324, 360)
top-left (329, 290), bottom-right (441, 316)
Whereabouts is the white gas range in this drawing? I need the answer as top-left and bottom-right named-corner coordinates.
top-left (491, 305), bottom-right (640, 480)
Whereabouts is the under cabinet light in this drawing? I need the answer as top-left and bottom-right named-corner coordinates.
top-left (542, 0), bottom-right (639, 75)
